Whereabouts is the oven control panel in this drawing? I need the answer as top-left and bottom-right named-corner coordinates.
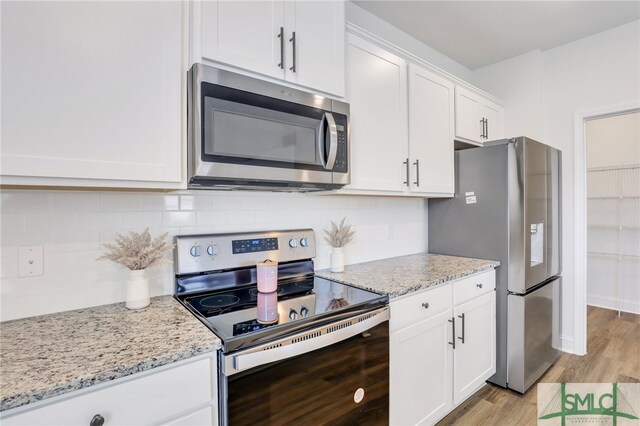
top-left (175, 229), bottom-right (316, 275)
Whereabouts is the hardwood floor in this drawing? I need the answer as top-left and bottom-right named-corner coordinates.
top-left (437, 306), bottom-right (640, 425)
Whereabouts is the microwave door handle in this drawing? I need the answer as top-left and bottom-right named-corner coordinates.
top-left (323, 112), bottom-right (338, 170)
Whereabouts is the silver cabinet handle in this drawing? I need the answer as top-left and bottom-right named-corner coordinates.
top-left (421, 302), bottom-right (429, 309)
top-left (485, 118), bottom-right (489, 139)
top-left (480, 118), bottom-right (485, 139)
top-left (448, 317), bottom-right (456, 349)
top-left (277, 27), bottom-right (284, 69)
top-left (289, 31), bottom-right (296, 73)
top-left (321, 112), bottom-right (338, 170)
top-left (413, 159), bottom-right (420, 187)
top-left (458, 313), bottom-right (465, 344)
top-left (477, 283), bottom-right (483, 289)
top-left (403, 158), bottom-right (409, 187)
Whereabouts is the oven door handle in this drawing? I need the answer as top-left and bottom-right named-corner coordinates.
top-left (226, 308), bottom-right (389, 375)
top-left (319, 112), bottom-right (338, 171)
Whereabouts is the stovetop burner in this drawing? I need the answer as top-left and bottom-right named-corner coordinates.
top-left (200, 294), bottom-right (240, 309)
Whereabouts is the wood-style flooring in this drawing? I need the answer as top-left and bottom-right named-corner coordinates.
top-left (437, 306), bottom-right (640, 425)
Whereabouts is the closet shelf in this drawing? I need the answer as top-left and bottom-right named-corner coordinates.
top-left (587, 225), bottom-right (640, 230)
top-left (587, 164), bottom-right (640, 172)
top-left (587, 196), bottom-right (640, 200)
top-left (587, 251), bottom-right (640, 260)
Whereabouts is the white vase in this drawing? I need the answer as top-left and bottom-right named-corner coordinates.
top-left (330, 247), bottom-right (345, 273)
top-left (126, 269), bottom-right (150, 310)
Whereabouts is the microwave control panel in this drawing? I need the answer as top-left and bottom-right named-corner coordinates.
top-left (333, 114), bottom-right (348, 173)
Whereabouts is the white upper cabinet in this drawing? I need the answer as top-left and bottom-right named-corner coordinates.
top-left (408, 64), bottom-right (455, 196)
top-left (342, 33), bottom-right (456, 197)
top-left (0, 1), bottom-right (184, 188)
top-left (344, 33), bottom-right (409, 193)
top-left (200, 1), bottom-right (285, 80)
top-left (454, 86), bottom-right (504, 145)
top-left (198, 0), bottom-right (345, 97)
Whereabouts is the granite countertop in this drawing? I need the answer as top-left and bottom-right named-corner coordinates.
top-left (0, 296), bottom-right (220, 412)
top-left (316, 253), bottom-right (500, 298)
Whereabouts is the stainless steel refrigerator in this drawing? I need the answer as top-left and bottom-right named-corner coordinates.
top-left (429, 137), bottom-right (562, 393)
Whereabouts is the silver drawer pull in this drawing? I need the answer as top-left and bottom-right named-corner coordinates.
top-left (421, 302), bottom-right (429, 309)
top-left (476, 283), bottom-right (483, 289)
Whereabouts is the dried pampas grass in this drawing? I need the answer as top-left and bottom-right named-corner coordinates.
top-left (323, 217), bottom-right (355, 248)
top-left (98, 228), bottom-right (171, 270)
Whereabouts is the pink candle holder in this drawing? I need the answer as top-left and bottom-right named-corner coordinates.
top-left (256, 291), bottom-right (278, 324)
top-left (257, 259), bottom-right (278, 293)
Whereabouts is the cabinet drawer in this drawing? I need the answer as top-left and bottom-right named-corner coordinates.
top-left (2, 357), bottom-right (213, 426)
top-left (390, 283), bottom-right (452, 333)
top-left (453, 270), bottom-right (496, 305)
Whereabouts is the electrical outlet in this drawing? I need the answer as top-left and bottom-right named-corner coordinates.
top-left (386, 225), bottom-right (394, 239)
top-left (19, 246), bottom-right (44, 277)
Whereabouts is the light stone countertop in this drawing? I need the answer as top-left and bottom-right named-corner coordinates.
top-left (316, 253), bottom-right (500, 298)
top-left (0, 295), bottom-right (220, 412)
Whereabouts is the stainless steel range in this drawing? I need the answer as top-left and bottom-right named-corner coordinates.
top-left (174, 229), bottom-right (389, 425)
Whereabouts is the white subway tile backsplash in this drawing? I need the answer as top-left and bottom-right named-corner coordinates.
top-left (0, 192), bottom-right (50, 214)
top-left (122, 212), bottom-right (163, 229)
top-left (180, 195), bottom-right (213, 211)
top-left (76, 213), bottom-right (122, 231)
top-left (162, 211), bottom-right (198, 227)
top-left (99, 193), bottom-right (141, 211)
top-left (141, 194), bottom-right (180, 211)
top-left (51, 192), bottom-right (99, 213)
top-left (1, 214), bottom-right (25, 235)
top-left (0, 188), bottom-right (426, 321)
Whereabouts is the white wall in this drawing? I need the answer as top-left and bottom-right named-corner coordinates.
top-left (586, 112), bottom-right (640, 168)
top-left (472, 20), bottom-right (640, 352)
top-left (346, 1), bottom-right (473, 82)
top-left (473, 50), bottom-right (543, 140)
top-left (0, 190), bottom-right (426, 321)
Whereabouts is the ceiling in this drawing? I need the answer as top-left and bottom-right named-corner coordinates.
top-left (352, 1), bottom-right (640, 69)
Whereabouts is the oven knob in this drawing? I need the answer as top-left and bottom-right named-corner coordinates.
top-left (300, 238), bottom-right (309, 247)
top-left (289, 309), bottom-right (298, 320)
top-left (289, 239), bottom-right (298, 248)
top-left (300, 307), bottom-right (309, 317)
top-left (206, 244), bottom-right (219, 256)
top-left (189, 245), bottom-right (202, 257)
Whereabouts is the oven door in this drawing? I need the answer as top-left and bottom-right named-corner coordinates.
top-left (188, 64), bottom-right (348, 189)
top-left (219, 308), bottom-right (389, 425)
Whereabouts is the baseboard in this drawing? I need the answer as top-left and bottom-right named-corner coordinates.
top-left (560, 335), bottom-right (575, 354)
top-left (587, 294), bottom-right (640, 315)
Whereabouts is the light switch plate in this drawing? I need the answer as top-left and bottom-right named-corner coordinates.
top-left (19, 245), bottom-right (44, 277)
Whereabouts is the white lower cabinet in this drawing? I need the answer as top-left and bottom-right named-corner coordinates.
top-left (390, 270), bottom-right (496, 425)
top-left (0, 356), bottom-right (217, 426)
top-left (453, 291), bottom-right (496, 405)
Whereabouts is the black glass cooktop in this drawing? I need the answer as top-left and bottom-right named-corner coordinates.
top-left (180, 275), bottom-right (387, 349)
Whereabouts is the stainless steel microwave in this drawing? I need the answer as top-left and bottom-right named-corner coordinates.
top-left (187, 63), bottom-right (350, 191)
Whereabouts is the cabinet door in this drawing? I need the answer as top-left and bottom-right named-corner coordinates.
top-left (284, 1), bottom-right (344, 97)
top-left (390, 310), bottom-right (454, 426)
top-left (481, 100), bottom-right (504, 141)
top-left (408, 64), bottom-right (455, 195)
top-left (200, 0), bottom-right (285, 79)
top-left (344, 34), bottom-right (408, 193)
top-left (1, 1), bottom-right (183, 185)
top-left (453, 291), bottom-right (496, 405)
top-left (454, 86), bottom-right (482, 144)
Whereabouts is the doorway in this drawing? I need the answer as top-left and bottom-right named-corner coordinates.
top-left (585, 112), bottom-right (640, 317)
